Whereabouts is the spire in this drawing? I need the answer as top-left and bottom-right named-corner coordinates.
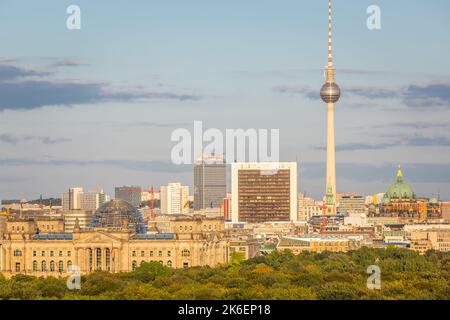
top-left (328, 0), bottom-right (333, 68)
top-left (397, 165), bottom-right (403, 182)
top-left (325, 0), bottom-right (336, 83)
top-left (74, 217), bottom-right (80, 232)
top-left (326, 179), bottom-right (334, 206)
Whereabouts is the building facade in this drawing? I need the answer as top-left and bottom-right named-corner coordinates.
top-left (231, 162), bottom-right (298, 223)
top-left (194, 154), bottom-right (227, 210)
top-left (115, 186), bottom-right (142, 207)
top-left (0, 203), bottom-right (229, 277)
top-left (160, 183), bottom-right (189, 215)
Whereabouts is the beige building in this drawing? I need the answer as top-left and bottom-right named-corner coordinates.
top-left (298, 193), bottom-right (322, 222)
top-left (409, 229), bottom-right (450, 254)
top-left (0, 202), bottom-right (229, 277)
top-left (277, 235), bottom-right (362, 254)
top-left (62, 210), bottom-right (93, 233)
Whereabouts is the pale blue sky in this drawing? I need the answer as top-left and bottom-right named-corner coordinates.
top-left (0, 0), bottom-right (450, 200)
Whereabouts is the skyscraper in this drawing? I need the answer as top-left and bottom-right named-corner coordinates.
top-left (320, 0), bottom-right (341, 211)
top-left (62, 187), bottom-right (83, 210)
top-left (231, 162), bottom-right (298, 223)
top-left (194, 154), bottom-right (226, 210)
top-left (160, 183), bottom-right (190, 215)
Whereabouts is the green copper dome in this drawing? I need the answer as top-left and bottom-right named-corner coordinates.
top-left (383, 166), bottom-right (415, 201)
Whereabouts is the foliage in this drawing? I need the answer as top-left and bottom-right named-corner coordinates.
top-left (0, 248), bottom-right (449, 300)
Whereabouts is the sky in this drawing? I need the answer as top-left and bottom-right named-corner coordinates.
top-left (0, 0), bottom-right (450, 201)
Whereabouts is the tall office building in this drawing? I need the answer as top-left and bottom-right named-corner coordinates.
top-left (62, 188), bottom-right (106, 211)
top-left (62, 187), bottom-right (83, 210)
top-left (115, 186), bottom-right (142, 207)
top-left (231, 162), bottom-right (298, 223)
top-left (194, 154), bottom-right (227, 210)
top-left (320, 0), bottom-right (341, 212)
top-left (160, 183), bottom-right (189, 215)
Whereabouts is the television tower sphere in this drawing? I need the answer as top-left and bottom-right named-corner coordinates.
top-left (320, 82), bottom-right (341, 103)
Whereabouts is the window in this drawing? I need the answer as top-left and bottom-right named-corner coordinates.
top-left (33, 260), bottom-right (38, 272)
top-left (132, 250), bottom-right (136, 257)
top-left (106, 248), bottom-right (111, 272)
top-left (96, 248), bottom-right (102, 270)
top-left (167, 250), bottom-right (172, 257)
top-left (167, 260), bottom-right (172, 268)
top-left (88, 248), bottom-right (93, 272)
top-left (67, 260), bottom-right (72, 271)
top-left (41, 251), bottom-right (45, 257)
top-left (50, 260), bottom-right (55, 272)
top-left (181, 249), bottom-right (190, 257)
top-left (141, 250), bottom-right (145, 257)
top-left (33, 251), bottom-right (37, 257)
top-left (149, 251), bottom-right (154, 257)
top-left (41, 260), bottom-right (47, 272)
top-left (67, 251), bottom-right (72, 257)
top-left (183, 262), bottom-right (189, 268)
top-left (50, 250), bottom-right (54, 257)
top-left (15, 263), bottom-right (21, 272)
top-left (58, 261), bottom-right (64, 273)
top-left (158, 251), bottom-right (163, 257)
top-left (58, 251), bottom-right (63, 257)
top-left (131, 260), bottom-right (137, 271)
top-left (13, 249), bottom-right (22, 257)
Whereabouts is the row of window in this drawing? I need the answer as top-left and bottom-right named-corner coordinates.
top-left (130, 260), bottom-right (189, 270)
top-left (14, 260), bottom-right (73, 272)
top-left (131, 249), bottom-right (190, 257)
top-left (32, 250), bottom-right (72, 257)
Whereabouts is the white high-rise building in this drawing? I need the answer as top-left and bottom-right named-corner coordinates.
top-left (160, 183), bottom-right (190, 215)
top-left (62, 187), bottom-right (83, 210)
top-left (62, 188), bottom-right (104, 211)
top-left (231, 162), bottom-right (298, 223)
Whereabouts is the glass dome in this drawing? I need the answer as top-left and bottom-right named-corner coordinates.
top-left (90, 199), bottom-right (146, 234)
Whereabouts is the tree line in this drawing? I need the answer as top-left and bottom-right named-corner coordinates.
top-left (0, 247), bottom-right (449, 300)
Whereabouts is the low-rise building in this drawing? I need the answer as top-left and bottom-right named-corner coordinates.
top-left (277, 234), bottom-right (362, 254)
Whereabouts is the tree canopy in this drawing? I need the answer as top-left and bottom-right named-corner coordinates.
top-left (0, 247), bottom-right (449, 300)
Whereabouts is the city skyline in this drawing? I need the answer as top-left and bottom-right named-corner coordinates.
top-left (1, 0), bottom-right (450, 200)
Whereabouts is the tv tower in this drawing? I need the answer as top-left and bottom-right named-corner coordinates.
top-left (320, 0), bottom-right (341, 211)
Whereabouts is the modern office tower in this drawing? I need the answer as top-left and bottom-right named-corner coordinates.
top-left (338, 194), bottom-right (366, 215)
top-left (194, 154), bottom-right (226, 210)
top-left (320, 0), bottom-right (341, 212)
top-left (62, 188), bottom-right (106, 211)
top-left (160, 183), bottom-right (189, 214)
top-left (62, 209), bottom-right (93, 233)
top-left (79, 192), bottom-right (100, 211)
top-left (62, 187), bottom-right (83, 210)
top-left (115, 186), bottom-right (142, 207)
top-left (231, 162), bottom-right (298, 223)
